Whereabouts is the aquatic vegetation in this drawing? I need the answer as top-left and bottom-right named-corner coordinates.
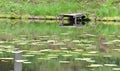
top-left (0, 0), bottom-right (120, 71)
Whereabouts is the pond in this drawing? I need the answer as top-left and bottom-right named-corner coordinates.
top-left (0, 19), bottom-right (120, 71)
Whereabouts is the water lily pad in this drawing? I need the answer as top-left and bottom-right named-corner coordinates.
top-left (60, 47), bottom-right (68, 50)
top-left (112, 40), bottom-right (120, 42)
top-left (18, 42), bottom-right (28, 45)
top-left (4, 45), bottom-right (14, 49)
top-left (0, 49), bottom-right (2, 51)
top-left (103, 42), bottom-right (113, 45)
top-left (0, 51), bottom-right (3, 54)
top-left (84, 34), bottom-right (96, 37)
top-left (62, 39), bottom-right (70, 42)
top-left (40, 49), bottom-right (52, 52)
top-left (74, 49), bottom-right (83, 52)
top-left (113, 49), bottom-right (120, 52)
top-left (103, 55), bottom-right (112, 57)
top-left (108, 40), bottom-right (120, 44)
top-left (39, 36), bottom-right (49, 38)
top-left (72, 40), bottom-right (80, 43)
top-left (86, 60), bottom-right (95, 63)
top-left (104, 64), bottom-right (117, 67)
top-left (75, 58), bottom-right (95, 63)
top-left (60, 33), bottom-right (69, 36)
top-left (112, 68), bottom-right (120, 71)
top-left (11, 50), bottom-right (23, 53)
top-left (15, 60), bottom-right (28, 63)
top-left (38, 58), bottom-right (50, 60)
top-left (88, 51), bottom-right (98, 54)
top-left (0, 58), bottom-right (13, 60)
top-left (48, 57), bottom-right (58, 59)
top-left (59, 61), bottom-right (70, 64)
top-left (23, 62), bottom-right (32, 64)
top-left (82, 53), bottom-right (97, 56)
top-left (88, 64), bottom-right (103, 67)
top-left (30, 42), bottom-right (41, 45)
top-left (0, 41), bottom-right (6, 44)
top-left (47, 40), bottom-right (55, 43)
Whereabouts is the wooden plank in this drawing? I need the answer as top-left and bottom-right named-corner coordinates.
top-left (59, 13), bottom-right (84, 18)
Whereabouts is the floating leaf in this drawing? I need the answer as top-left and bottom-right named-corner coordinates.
top-left (59, 61), bottom-right (70, 64)
top-left (72, 40), bottom-right (80, 43)
top-left (40, 49), bottom-right (52, 52)
top-left (88, 64), bottom-right (103, 67)
top-left (86, 60), bottom-right (95, 63)
top-left (112, 68), bottom-right (120, 71)
top-left (15, 60), bottom-right (27, 63)
top-left (74, 49), bottom-right (83, 52)
top-left (47, 40), bottom-right (55, 43)
top-left (60, 47), bottom-right (67, 50)
top-left (0, 58), bottom-right (13, 60)
top-left (38, 58), bottom-right (50, 60)
top-left (60, 33), bottom-right (69, 36)
top-left (12, 50), bottom-right (23, 53)
top-left (23, 62), bottom-right (32, 64)
top-left (62, 39), bottom-right (70, 42)
top-left (84, 34), bottom-right (96, 37)
top-left (113, 49), bottom-right (120, 52)
top-left (103, 55), bottom-right (112, 57)
top-left (104, 64), bottom-right (117, 67)
top-left (88, 51), bottom-right (98, 54)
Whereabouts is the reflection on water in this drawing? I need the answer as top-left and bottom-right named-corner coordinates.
top-left (0, 59), bottom-right (13, 71)
top-left (0, 20), bottom-right (120, 71)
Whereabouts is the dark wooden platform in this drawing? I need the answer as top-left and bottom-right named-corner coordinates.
top-left (59, 13), bottom-right (86, 26)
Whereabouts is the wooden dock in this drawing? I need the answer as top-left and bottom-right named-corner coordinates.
top-left (59, 13), bottom-right (90, 26)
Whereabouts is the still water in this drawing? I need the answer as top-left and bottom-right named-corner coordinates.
top-left (0, 20), bottom-right (120, 71)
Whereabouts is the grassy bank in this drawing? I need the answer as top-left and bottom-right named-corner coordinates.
top-left (0, 0), bottom-right (119, 16)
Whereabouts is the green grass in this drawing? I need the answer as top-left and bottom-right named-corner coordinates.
top-left (96, 0), bottom-right (119, 17)
top-left (0, 0), bottom-right (80, 16)
top-left (0, 0), bottom-right (119, 17)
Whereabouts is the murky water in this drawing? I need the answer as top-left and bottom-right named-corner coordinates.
top-left (0, 20), bottom-right (120, 71)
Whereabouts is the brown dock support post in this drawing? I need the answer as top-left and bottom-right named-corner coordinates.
top-left (74, 16), bottom-right (77, 26)
top-left (61, 15), bottom-right (64, 26)
top-left (14, 46), bottom-right (22, 71)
